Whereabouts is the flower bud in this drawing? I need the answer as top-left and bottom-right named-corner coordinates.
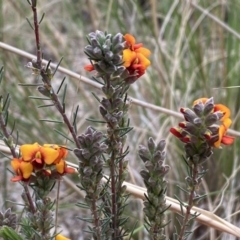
top-left (180, 108), bottom-right (197, 123)
top-left (112, 33), bottom-right (124, 46)
top-left (193, 101), bottom-right (204, 117)
top-left (101, 98), bottom-right (111, 110)
top-left (147, 137), bottom-right (156, 154)
top-left (203, 101), bottom-right (214, 116)
top-left (156, 139), bottom-right (166, 152)
top-left (93, 47), bottom-right (102, 58)
top-left (205, 113), bottom-right (219, 126)
top-left (138, 145), bottom-right (151, 162)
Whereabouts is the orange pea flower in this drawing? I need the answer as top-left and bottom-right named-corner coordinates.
top-left (193, 98), bottom-right (234, 148)
top-left (123, 34), bottom-right (151, 78)
top-left (11, 143), bottom-right (74, 182)
top-left (55, 234), bottom-right (71, 240)
top-left (43, 144), bottom-right (68, 164)
top-left (55, 159), bottom-right (75, 175)
top-left (11, 158), bottom-right (33, 182)
top-left (21, 143), bottom-right (60, 166)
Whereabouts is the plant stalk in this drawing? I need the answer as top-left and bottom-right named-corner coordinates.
top-left (91, 198), bottom-right (101, 240)
top-left (178, 162), bottom-right (199, 240)
top-left (110, 150), bottom-right (118, 239)
top-left (30, 0), bottom-right (81, 150)
top-left (31, 0), bottom-right (42, 68)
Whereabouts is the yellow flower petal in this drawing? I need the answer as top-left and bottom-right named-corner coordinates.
top-left (59, 147), bottom-right (68, 159)
top-left (41, 146), bottom-right (60, 165)
top-left (214, 125), bottom-right (225, 148)
top-left (20, 161), bottom-right (33, 179)
top-left (55, 145), bottom-right (67, 158)
top-left (54, 147), bottom-right (68, 164)
top-left (214, 118), bottom-right (232, 148)
top-left (11, 158), bottom-right (21, 172)
top-left (137, 53), bottom-right (151, 68)
top-left (223, 118), bottom-right (232, 128)
top-left (135, 47), bottom-right (151, 57)
top-left (20, 143), bottom-right (40, 161)
top-left (123, 49), bottom-right (137, 67)
top-left (55, 159), bottom-right (65, 174)
top-left (55, 234), bottom-right (71, 240)
top-left (43, 144), bottom-right (68, 164)
top-left (214, 104), bottom-right (231, 120)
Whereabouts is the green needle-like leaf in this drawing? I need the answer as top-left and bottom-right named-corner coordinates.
top-left (37, 104), bottom-right (55, 108)
top-left (3, 93), bottom-right (10, 111)
top-left (62, 84), bottom-right (67, 106)
top-left (25, 17), bottom-right (34, 30)
top-left (52, 57), bottom-right (63, 77)
top-left (45, 60), bottom-right (52, 72)
top-left (91, 92), bottom-right (101, 103)
top-left (56, 77), bottom-right (66, 94)
top-left (39, 119), bottom-right (63, 123)
top-left (53, 129), bottom-right (74, 143)
top-left (28, 96), bottom-right (51, 100)
top-left (0, 66), bottom-right (4, 85)
top-left (86, 118), bottom-right (106, 123)
top-left (39, 12), bottom-right (45, 24)
top-left (18, 83), bottom-right (42, 86)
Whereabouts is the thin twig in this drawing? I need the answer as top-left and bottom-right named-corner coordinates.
top-left (29, 1), bottom-right (81, 150)
top-left (31, 0), bottom-right (42, 68)
top-left (110, 150), bottom-right (117, 238)
top-left (44, 81), bottom-right (81, 149)
top-left (0, 41), bottom-right (239, 137)
top-left (178, 163), bottom-right (198, 240)
top-left (91, 198), bottom-right (101, 240)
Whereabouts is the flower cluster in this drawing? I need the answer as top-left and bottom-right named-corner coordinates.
top-left (193, 98), bottom-right (234, 147)
top-left (170, 97), bottom-right (234, 148)
top-left (11, 143), bottom-right (75, 182)
top-left (123, 33), bottom-right (151, 79)
top-left (84, 30), bottom-right (151, 83)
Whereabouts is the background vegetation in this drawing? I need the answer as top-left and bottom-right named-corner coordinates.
top-left (1, 0), bottom-right (240, 239)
